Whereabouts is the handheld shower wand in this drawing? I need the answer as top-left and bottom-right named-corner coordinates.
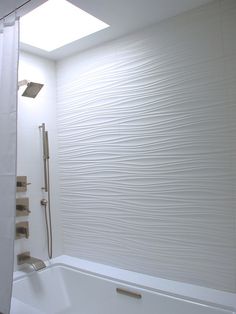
top-left (39, 123), bottom-right (52, 259)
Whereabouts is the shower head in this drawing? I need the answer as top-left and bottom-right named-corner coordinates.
top-left (18, 80), bottom-right (44, 98)
top-left (22, 82), bottom-right (44, 98)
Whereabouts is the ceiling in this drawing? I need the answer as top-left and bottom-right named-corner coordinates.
top-left (1, 0), bottom-right (213, 60)
top-left (0, 0), bottom-right (28, 18)
top-left (0, 0), bottom-right (46, 20)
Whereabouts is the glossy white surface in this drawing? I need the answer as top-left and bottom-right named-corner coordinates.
top-left (11, 256), bottom-right (236, 314)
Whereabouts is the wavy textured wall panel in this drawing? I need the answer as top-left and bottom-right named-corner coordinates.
top-left (57, 0), bottom-right (236, 292)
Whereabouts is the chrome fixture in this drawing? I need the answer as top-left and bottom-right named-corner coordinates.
top-left (15, 222), bottom-right (29, 239)
top-left (18, 80), bottom-right (44, 98)
top-left (39, 123), bottom-right (53, 259)
top-left (16, 176), bottom-right (31, 192)
top-left (17, 252), bottom-right (46, 271)
top-left (116, 288), bottom-right (142, 299)
top-left (41, 199), bottom-right (48, 206)
top-left (16, 198), bottom-right (31, 217)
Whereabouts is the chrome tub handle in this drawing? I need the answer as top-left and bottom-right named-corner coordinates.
top-left (116, 288), bottom-right (142, 299)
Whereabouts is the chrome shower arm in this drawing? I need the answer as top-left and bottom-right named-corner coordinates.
top-left (18, 79), bottom-right (29, 89)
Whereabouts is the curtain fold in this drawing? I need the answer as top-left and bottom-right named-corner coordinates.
top-left (0, 17), bottom-right (19, 314)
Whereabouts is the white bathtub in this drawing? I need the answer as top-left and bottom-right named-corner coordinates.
top-left (11, 255), bottom-right (236, 314)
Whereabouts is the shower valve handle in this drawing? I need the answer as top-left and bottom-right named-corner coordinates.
top-left (41, 199), bottom-right (48, 206)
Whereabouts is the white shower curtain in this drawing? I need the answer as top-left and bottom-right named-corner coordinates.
top-left (0, 17), bottom-right (19, 314)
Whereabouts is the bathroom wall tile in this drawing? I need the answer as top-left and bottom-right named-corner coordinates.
top-left (56, 0), bottom-right (236, 293)
top-left (57, 1), bottom-right (223, 87)
top-left (220, 0), bottom-right (236, 11)
top-left (16, 51), bottom-right (62, 270)
top-left (221, 0), bottom-right (236, 56)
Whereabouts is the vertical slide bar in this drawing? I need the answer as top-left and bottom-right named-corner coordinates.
top-left (40, 123), bottom-right (48, 192)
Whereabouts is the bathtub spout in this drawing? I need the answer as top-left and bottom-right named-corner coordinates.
top-left (25, 257), bottom-right (46, 271)
top-left (17, 252), bottom-right (46, 271)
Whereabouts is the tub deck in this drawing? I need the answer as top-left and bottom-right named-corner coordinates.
top-left (11, 255), bottom-right (236, 314)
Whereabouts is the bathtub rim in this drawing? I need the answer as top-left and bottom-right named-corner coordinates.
top-left (13, 255), bottom-right (236, 313)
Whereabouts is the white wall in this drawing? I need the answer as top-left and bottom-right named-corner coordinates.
top-left (56, 0), bottom-right (236, 293)
top-left (15, 51), bottom-right (62, 270)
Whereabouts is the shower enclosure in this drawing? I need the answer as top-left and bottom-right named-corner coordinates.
top-left (1, 0), bottom-right (236, 313)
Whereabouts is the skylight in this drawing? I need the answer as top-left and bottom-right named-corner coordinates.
top-left (20, 0), bottom-right (109, 52)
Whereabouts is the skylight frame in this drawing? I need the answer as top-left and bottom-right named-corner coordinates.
top-left (20, 0), bottom-right (109, 52)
